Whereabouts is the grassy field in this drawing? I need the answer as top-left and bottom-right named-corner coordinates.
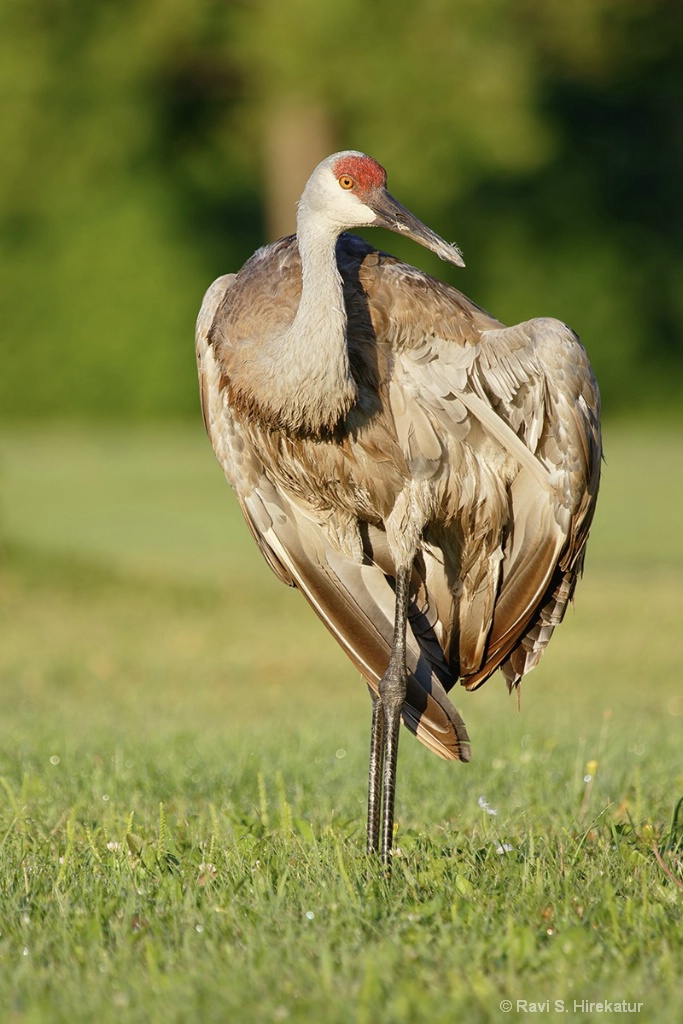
top-left (0, 421), bottom-right (681, 1023)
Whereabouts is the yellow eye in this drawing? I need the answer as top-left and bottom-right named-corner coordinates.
top-left (338, 175), bottom-right (355, 190)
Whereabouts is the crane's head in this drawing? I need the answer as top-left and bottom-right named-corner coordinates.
top-left (297, 151), bottom-right (465, 268)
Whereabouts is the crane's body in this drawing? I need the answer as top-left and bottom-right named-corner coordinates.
top-left (196, 152), bottom-right (601, 863)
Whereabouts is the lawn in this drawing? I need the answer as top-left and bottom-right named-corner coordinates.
top-left (0, 420), bottom-right (681, 1023)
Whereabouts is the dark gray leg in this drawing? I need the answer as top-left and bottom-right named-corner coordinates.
top-left (368, 564), bottom-right (411, 866)
top-left (366, 688), bottom-right (383, 854)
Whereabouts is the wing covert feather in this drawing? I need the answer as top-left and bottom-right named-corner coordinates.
top-left (364, 258), bottom-right (601, 692)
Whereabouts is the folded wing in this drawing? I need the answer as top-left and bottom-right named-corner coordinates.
top-left (374, 256), bottom-right (602, 694)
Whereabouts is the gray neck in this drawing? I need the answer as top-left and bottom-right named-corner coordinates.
top-left (270, 216), bottom-right (356, 433)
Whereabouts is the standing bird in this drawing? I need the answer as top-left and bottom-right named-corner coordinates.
top-left (196, 151), bottom-right (601, 864)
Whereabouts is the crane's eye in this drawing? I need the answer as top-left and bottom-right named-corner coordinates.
top-left (338, 175), bottom-right (355, 190)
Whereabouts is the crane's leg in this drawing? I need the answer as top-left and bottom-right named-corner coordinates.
top-left (366, 687), bottom-right (383, 854)
top-left (366, 563), bottom-right (411, 866)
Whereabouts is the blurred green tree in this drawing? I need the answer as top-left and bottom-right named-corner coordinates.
top-left (0, 0), bottom-right (680, 419)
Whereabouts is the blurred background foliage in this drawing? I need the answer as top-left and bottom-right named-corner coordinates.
top-left (0, 0), bottom-right (681, 420)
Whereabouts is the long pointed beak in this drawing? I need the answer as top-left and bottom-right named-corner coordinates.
top-left (369, 189), bottom-right (465, 268)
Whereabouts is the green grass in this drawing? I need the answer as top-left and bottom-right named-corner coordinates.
top-left (0, 421), bottom-right (682, 1023)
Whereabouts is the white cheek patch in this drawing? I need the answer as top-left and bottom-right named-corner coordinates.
top-left (355, 200), bottom-right (378, 226)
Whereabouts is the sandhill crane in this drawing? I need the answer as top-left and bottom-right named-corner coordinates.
top-left (196, 151), bottom-right (601, 864)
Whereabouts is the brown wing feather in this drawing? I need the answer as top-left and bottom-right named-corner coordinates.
top-left (196, 273), bottom-right (294, 587)
top-left (462, 319), bottom-right (601, 689)
top-left (356, 254), bottom-right (601, 693)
